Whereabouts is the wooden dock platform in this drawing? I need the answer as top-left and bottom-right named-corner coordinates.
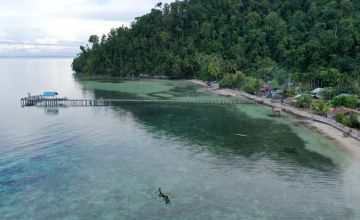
top-left (21, 97), bottom-right (258, 107)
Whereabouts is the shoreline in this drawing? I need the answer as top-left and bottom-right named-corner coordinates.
top-left (188, 79), bottom-right (360, 159)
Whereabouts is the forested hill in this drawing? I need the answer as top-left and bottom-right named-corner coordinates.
top-left (72, 0), bottom-right (360, 86)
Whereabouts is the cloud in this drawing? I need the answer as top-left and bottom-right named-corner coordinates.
top-left (0, 0), bottom-right (174, 57)
top-left (0, 31), bottom-right (7, 39)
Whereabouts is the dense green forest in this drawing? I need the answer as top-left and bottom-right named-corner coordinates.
top-left (73, 0), bottom-right (360, 90)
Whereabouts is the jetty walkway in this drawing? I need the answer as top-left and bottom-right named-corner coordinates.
top-left (20, 96), bottom-right (258, 107)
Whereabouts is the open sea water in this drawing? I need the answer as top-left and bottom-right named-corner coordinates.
top-left (1, 58), bottom-right (360, 219)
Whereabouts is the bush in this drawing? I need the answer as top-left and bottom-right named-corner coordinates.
top-left (296, 94), bottom-right (313, 108)
top-left (335, 112), bottom-right (360, 128)
top-left (244, 83), bottom-right (256, 94)
top-left (331, 96), bottom-right (342, 107)
top-left (331, 95), bottom-right (358, 109)
top-left (244, 77), bottom-right (264, 95)
top-left (233, 71), bottom-right (246, 88)
top-left (350, 113), bottom-right (360, 129)
top-left (346, 96), bottom-right (359, 109)
top-left (319, 87), bottom-right (336, 100)
top-left (268, 79), bottom-right (279, 88)
top-left (220, 74), bottom-right (234, 88)
top-left (334, 112), bottom-right (352, 127)
top-left (281, 87), bottom-right (296, 98)
top-left (312, 101), bottom-right (330, 116)
top-left (220, 71), bottom-right (246, 89)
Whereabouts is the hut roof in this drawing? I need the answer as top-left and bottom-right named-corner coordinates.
top-left (42, 92), bottom-right (58, 97)
top-left (336, 93), bottom-right (352, 97)
top-left (311, 88), bottom-right (324, 94)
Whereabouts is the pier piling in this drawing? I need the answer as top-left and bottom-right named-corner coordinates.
top-left (20, 97), bottom-right (258, 107)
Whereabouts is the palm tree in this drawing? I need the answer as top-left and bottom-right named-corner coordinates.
top-left (312, 101), bottom-right (330, 116)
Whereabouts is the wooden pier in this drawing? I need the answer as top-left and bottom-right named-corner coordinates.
top-left (21, 97), bottom-right (258, 107)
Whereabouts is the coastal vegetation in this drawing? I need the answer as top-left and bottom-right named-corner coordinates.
top-left (73, 0), bottom-right (360, 92)
top-left (295, 94), bottom-right (313, 109)
top-left (72, 0), bottom-right (360, 129)
top-left (331, 95), bottom-right (358, 109)
top-left (294, 93), bottom-right (359, 128)
top-left (334, 112), bottom-right (360, 129)
top-left (312, 101), bottom-right (331, 116)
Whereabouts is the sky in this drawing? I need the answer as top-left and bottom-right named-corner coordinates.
top-left (0, 0), bottom-right (173, 57)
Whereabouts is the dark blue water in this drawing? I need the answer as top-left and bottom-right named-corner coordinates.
top-left (1, 58), bottom-right (360, 219)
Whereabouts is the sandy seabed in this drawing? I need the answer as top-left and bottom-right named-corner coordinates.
top-left (189, 79), bottom-right (360, 160)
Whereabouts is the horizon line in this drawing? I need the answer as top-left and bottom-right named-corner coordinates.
top-left (0, 41), bottom-right (86, 47)
top-left (0, 55), bottom-right (75, 58)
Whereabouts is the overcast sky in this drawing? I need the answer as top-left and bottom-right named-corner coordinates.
top-left (0, 0), bottom-right (173, 57)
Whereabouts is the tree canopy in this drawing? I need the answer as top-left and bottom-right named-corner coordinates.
top-left (73, 0), bottom-right (360, 86)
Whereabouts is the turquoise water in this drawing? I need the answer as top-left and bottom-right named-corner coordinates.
top-left (1, 58), bottom-right (360, 219)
